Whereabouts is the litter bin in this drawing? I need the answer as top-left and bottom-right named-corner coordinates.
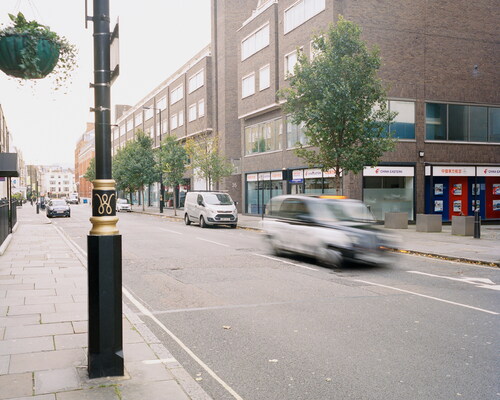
top-left (83, 198), bottom-right (88, 204)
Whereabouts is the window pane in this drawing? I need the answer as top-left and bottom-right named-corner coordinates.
top-left (469, 106), bottom-right (488, 142)
top-left (426, 103), bottom-right (447, 140)
top-left (448, 105), bottom-right (468, 141)
top-left (259, 65), bottom-right (270, 90)
top-left (390, 101), bottom-right (415, 139)
top-left (489, 107), bottom-right (500, 142)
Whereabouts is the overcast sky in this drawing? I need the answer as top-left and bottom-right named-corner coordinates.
top-left (0, 0), bottom-right (212, 167)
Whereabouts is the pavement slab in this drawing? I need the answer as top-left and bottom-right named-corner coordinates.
top-left (0, 355), bottom-right (8, 374)
top-left (25, 295), bottom-right (74, 305)
top-left (8, 303), bottom-right (56, 316)
top-left (9, 348), bottom-right (86, 373)
top-left (8, 395), bottom-right (55, 400)
top-left (124, 361), bottom-right (174, 382)
top-left (122, 342), bottom-right (157, 362)
top-left (0, 372), bottom-right (33, 399)
top-left (54, 333), bottom-right (87, 350)
top-left (0, 336), bottom-right (54, 356)
top-left (56, 387), bottom-right (119, 400)
top-left (5, 322), bottom-right (74, 340)
top-left (118, 380), bottom-right (191, 400)
top-left (35, 367), bottom-right (80, 394)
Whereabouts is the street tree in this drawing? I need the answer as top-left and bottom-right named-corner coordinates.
top-left (159, 135), bottom-right (188, 215)
top-left (113, 131), bottom-right (157, 210)
top-left (83, 157), bottom-right (96, 183)
top-left (279, 16), bottom-right (396, 193)
top-left (186, 134), bottom-right (234, 190)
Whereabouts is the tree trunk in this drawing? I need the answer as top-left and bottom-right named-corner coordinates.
top-left (141, 190), bottom-right (145, 211)
top-left (173, 185), bottom-right (177, 216)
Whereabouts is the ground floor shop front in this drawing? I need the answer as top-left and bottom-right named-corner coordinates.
top-left (425, 165), bottom-right (500, 221)
top-left (243, 163), bottom-right (500, 222)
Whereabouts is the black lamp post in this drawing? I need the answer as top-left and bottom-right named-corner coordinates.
top-left (143, 106), bottom-right (164, 213)
top-left (87, 0), bottom-right (123, 378)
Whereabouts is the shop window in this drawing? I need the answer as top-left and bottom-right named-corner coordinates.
top-left (363, 176), bottom-right (414, 221)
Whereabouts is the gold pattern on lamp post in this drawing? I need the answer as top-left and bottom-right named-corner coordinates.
top-left (90, 179), bottom-right (119, 235)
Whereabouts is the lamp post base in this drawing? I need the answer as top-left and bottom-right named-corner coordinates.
top-left (88, 234), bottom-right (124, 378)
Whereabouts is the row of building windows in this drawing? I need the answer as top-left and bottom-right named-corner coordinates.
top-left (242, 0), bottom-right (326, 62)
top-left (244, 101), bottom-right (500, 156)
top-left (425, 103), bottom-right (500, 142)
top-left (242, 65), bottom-right (271, 98)
top-left (114, 98), bottom-right (206, 140)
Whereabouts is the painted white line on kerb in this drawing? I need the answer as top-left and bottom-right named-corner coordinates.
top-left (196, 237), bottom-right (230, 247)
top-left (159, 228), bottom-right (183, 235)
top-left (354, 279), bottom-right (499, 315)
top-left (55, 224), bottom-right (244, 400)
top-left (122, 287), bottom-right (244, 400)
top-left (255, 254), bottom-right (319, 271)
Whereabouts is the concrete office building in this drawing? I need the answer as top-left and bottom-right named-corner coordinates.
top-left (112, 0), bottom-right (500, 220)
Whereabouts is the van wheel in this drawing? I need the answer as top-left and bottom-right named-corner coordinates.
top-left (200, 216), bottom-right (207, 228)
top-left (184, 214), bottom-right (191, 225)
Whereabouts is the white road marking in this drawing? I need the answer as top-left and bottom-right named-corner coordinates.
top-left (354, 279), bottom-right (499, 315)
top-left (255, 254), bottom-right (319, 271)
top-left (122, 287), bottom-right (245, 400)
top-left (53, 224), bottom-right (244, 400)
top-left (408, 271), bottom-right (500, 291)
top-left (196, 237), bottom-right (230, 247)
top-left (159, 228), bottom-right (183, 235)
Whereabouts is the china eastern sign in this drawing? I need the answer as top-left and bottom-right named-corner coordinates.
top-left (363, 166), bottom-right (414, 177)
top-left (477, 167), bottom-right (500, 176)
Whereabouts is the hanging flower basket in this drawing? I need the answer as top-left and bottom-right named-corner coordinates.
top-left (0, 34), bottom-right (59, 79)
top-left (0, 12), bottom-right (77, 87)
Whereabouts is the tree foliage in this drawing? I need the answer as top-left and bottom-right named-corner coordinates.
top-left (185, 134), bottom-right (234, 190)
top-left (83, 157), bottom-right (95, 183)
top-left (113, 131), bottom-right (157, 210)
top-left (279, 16), bottom-right (396, 192)
top-left (159, 135), bottom-right (188, 214)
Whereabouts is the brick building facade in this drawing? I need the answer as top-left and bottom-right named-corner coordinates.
top-left (75, 123), bottom-right (95, 200)
top-left (112, 0), bottom-right (500, 220)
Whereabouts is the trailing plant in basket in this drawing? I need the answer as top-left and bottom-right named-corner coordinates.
top-left (0, 12), bottom-right (77, 88)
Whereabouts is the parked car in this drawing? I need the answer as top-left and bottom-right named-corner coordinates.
top-left (184, 191), bottom-right (238, 228)
top-left (261, 195), bottom-right (398, 267)
top-left (46, 199), bottom-right (71, 218)
top-left (67, 193), bottom-right (79, 204)
top-left (116, 198), bottom-right (132, 212)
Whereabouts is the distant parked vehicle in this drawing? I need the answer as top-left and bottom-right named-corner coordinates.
top-left (184, 191), bottom-right (238, 228)
top-left (46, 199), bottom-right (70, 218)
top-left (67, 193), bottom-right (79, 204)
top-left (116, 198), bottom-right (132, 212)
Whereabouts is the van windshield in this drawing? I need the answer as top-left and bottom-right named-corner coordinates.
top-left (204, 194), bottom-right (233, 205)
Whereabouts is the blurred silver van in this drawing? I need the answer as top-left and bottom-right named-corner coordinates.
top-left (184, 191), bottom-right (238, 228)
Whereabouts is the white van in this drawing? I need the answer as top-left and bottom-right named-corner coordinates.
top-left (184, 191), bottom-right (238, 228)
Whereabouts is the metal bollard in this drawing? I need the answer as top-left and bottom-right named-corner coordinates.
top-left (36, 204), bottom-right (39, 214)
top-left (474, 209), bottom-right (481, 239)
